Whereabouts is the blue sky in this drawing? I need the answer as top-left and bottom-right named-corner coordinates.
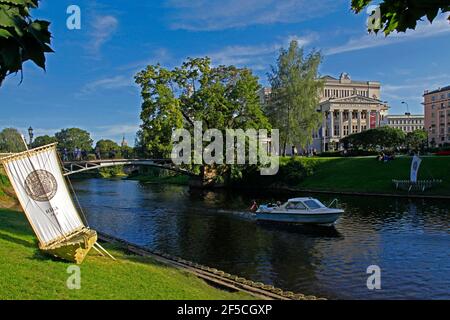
top-left (1, 0), bottom-right (449, 145)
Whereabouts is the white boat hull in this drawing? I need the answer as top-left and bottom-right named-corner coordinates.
top-left (256, 212), bottom-right (342, 225)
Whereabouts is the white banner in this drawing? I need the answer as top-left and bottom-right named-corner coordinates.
top-left (410, 155), bottom-right (422, 183)
top-left (1, 145), bottom-right (84, 246)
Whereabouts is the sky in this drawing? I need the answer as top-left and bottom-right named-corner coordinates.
top-left (1, 0), bottom-right (449, 145)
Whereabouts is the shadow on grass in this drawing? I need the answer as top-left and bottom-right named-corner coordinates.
top-left (0, 232), bottom-right (36, 249)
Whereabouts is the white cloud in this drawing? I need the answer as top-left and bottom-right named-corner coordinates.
top-left (165, 0), bottom-right (343, 31)
top-left (91, 124), bottom-right (140, 144)
top-left (382, 73), bottom-right (450, 112)
top-left (87, 15), bottom-right (119, 57)
top-left (117, 48), bottom-right (174, 71)
top-left (78, 75), bottom-right (135, 96)
top-left (204, 35), bottom-right (314, 70)
top-left (325, 15), bottom-right (450, 55)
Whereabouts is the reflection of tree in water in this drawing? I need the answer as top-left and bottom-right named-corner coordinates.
top-left (74, 180), bottom-right (450, 299)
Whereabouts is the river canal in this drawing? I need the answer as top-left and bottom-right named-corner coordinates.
top-left (73, 178), bottom-right (450, 300)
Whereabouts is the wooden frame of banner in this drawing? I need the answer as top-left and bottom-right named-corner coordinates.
top-left (0, 143), bottom-right (99, 264)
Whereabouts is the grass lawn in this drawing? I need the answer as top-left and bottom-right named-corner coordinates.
top-left (0, 168), bottom-right (18, 209)
top-left (0, 209), bottom-right (253, 300)
top-left (295, 156), bottom-right (450, 195)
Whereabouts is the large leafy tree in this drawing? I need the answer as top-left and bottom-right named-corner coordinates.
top-left (342, 127), bottom-right (406, 150)
top-left (31, 134), bottom-right (56, 148)
top-left (55, 128), bottom-right (93, 152)
top-left (352, 0), bottom-right (450, 35)
top-left (406, 129), bottom-right (428, 151)
top-left (95, 139), bottom-right (121, 158)
top-left (266, 40), bottom-right (323, 156)
top-left (0, 127), bottom-right (26, 152)
top-left (135, 57), bottom-right (270, 158)
top-left (0, 0), bottom-right (53, 86)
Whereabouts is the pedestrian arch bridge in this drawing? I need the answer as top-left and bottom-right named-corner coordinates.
top-left (62, 159), bottom-right (197, 177)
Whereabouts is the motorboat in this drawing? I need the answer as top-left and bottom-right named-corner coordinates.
top-left (255, 197), bottom-right (344, 226)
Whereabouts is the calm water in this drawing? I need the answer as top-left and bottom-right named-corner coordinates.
top-left (73, 179), bottom-right (450, 300)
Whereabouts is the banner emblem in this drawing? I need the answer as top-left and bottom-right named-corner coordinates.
top-left (25, 170), bottom-right (58, 202)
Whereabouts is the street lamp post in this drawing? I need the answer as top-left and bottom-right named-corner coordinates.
top-left (28, 126), bottom-right (34, 147)
top-left (401, 101), bottom-right (410, 115)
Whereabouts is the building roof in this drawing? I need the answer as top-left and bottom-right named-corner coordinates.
top-left (386, 114), bottom-right (424, 118)
top-left (424, 85), bottom-right (450, 96)
top-left (321, 75), bottom-right (337, 80)
top-left (322, 94), bottom-right (385, 104)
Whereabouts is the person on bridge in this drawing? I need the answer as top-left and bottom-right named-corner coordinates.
top-left (75, 147), bottom-right (82, 161)
top-left (95, 146), bottom-right (101, 160)
top-left (62, 148), bottom-right (68, 162)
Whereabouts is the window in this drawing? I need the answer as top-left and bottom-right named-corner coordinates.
top-left (304, 200), bottom-right (322, 209)
top-left (286, 202), bottom-right (299, 209)
top-left (286, 202), bottom-right (306, 210)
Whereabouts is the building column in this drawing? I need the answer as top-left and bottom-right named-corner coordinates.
top-left (357, 110), bottom-right (362, 132)
top-left (367, 110), bottom-right (372, 129)
top-left (348, 110), bottom-right (353, 135)
top-left (339, 110), bottom-right (344, 138)
top-left (330, 110), bottom-right (334, 138)
top-left (375, 110), bottom-right (380, 128)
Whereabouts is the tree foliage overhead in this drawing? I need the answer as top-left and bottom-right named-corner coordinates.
top-left (135, 57), bottom-right (270, 158)
top-left (0, 0), bottom-right (53, 86)
top-left (266, 40), bottom-right (323, 155)
top-left (341, 126), bottom-right (406, 150)
top-left (55, 128), bottom-right (93, 152)
top-left (0, 127), bottom-right (26, 152)
top-left (31, 134), bottom-right (56, 148)
top-left (352, 0), bottom-right (450, 35)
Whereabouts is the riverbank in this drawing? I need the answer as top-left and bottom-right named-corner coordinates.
top-left (129, 173), bottom-right (189, 185)
top-left (0, 208), bottom-right (254, 300)
top-left (238, 156), bottom-right (450, 198)
top-left (295, 156), bottom-right (449, 196)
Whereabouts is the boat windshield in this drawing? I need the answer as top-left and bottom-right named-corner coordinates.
top-left (304, 200), bottom-right (323, 209)
top-left (286, 202), bottom-right (307, 210)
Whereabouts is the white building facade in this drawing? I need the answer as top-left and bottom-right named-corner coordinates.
top-left (310, 73), bottom-right (388, 152)
top-left (386, 114), bottom-right (424, 133)
top-left (259, 73), bottom-right (389, 154)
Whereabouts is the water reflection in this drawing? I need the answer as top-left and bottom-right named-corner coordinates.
top-left (73, 178), bottom-right (450, 300)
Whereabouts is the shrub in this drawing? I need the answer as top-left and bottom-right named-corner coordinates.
top-left (237, 158), bottom-right (318, 187)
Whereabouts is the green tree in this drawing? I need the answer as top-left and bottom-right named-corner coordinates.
top-left (406, 129), bottom-right (427, 151)
top-left (31, 134), bottom-right (57, 148)
top-left (55, 128), bottom-right (93, 152)
top-left (95, 139), bottom-right (121, 159)
top-left (135, 57), bottom-right (270, 158)
top-left (0, 0), bottom-right (53, 86)
top-left (352, 0), bottom-right (449, 35)
top-left (266, 40), bottom-right (323, 155)
top-left (342, 127), bottom-right (406, 150)
top-left (121, 145), bottom-right (134, 159)
top-left (0, 127), bottom-right (26, 152)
